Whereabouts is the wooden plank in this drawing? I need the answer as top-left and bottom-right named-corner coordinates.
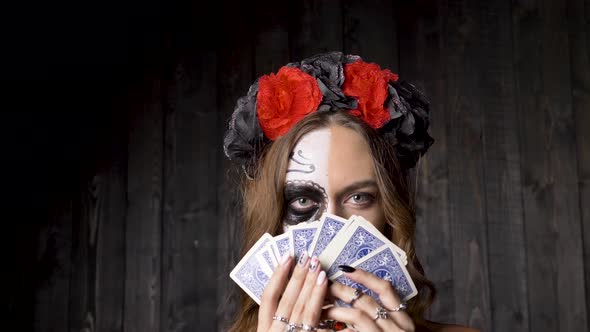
top-left (289, 0), bottom-right (343, 60)
top-left (216, 2), bottom-right (255, 329)
top-left (474, 1), bottom-right (529, 331)
top-left (342, 0), bottom-right (398, 71)
top-left (513, 0), bottom-right (588, 330)
top-left (162, 50), bottom-right (219, 331)
top-left (567, 0), bottom-right (590, 327)
top-left (254, 0), bottom-right (290, 75)
top-left (541, 0), bottom-right (587, 330)
top-left (511, 3), bottom-right (556, 330)
top-left (34, 199), bottom-right (72, 332)
top-left (69, 178), bottom-right (98, 331)
top-left (125, 80), bottom-right (163, 332)
top-left (95, 159), bottom-right (126, 331)
top-left (444, 0), bottom-right (491, 330)
top-left (396, 0), bottom-right (454, 324)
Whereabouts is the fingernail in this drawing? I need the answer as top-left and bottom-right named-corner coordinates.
top-left (316, 270), bottom-right (326, 285)
top-left (298, 251), bottom-right (309, 266)
top-left (338, 265), bottom-right (355, 273)
top-left (309, 256), bottom-right (319, 272)
top-left (280, 254), bottom-right (290, 265)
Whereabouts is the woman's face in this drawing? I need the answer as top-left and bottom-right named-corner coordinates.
top-left (283, 125), bottom-right (386, 231)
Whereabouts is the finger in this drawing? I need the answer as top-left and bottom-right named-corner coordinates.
top-left (274, 252), bottom-right (311, 319)
top-left (301, 268), bottom-right (328, 328)
top-left (329, 282), bottom-right (398, 331)
top-left (337, 265), bottom-right (414, 330)
top-left (258, 255), bottom-right (293, 331)
top-left (323, 306), bottom-right (381, 332)
top-left (290, 256), bottom-right (322, 323)
top-left (329, 281), bottom-right (378, 312)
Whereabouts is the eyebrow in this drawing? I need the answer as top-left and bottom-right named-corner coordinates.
top-left (284, 180), bottom-right (328, 201)
top-left (334, 180), bottom-right (379, 201)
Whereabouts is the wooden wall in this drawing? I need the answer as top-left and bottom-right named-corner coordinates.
top-left (9, 0), bottom-right (589, 331)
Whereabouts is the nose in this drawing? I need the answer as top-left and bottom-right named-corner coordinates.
top-left (326, 200), bottom-right (346, 219)
top-left (327, 201), bottom-right (336, 215)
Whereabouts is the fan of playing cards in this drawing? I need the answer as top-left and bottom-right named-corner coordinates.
top-left (230, 213), bottom-right (417, 306)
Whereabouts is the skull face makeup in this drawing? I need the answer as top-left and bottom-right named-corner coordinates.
top-left (283, 126), bottom-right (386, 231)
top-left (284, 128), bottom-right (331, 226)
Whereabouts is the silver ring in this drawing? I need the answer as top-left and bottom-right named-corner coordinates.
top-left (374, 306), bottom-right (388, 320)
top-left (388, 302), bottom-right (407, 312)
top-left (286, 323), bottom-right (302, 332)
top-left (301, 324), bottom-right (317, 331)
top-left (349, 287), bottom-right (363, 305)
top-left (272, 315), bottom-right (289, 324)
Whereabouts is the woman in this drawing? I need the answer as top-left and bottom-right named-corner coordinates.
top-left (223, 52), bottom-right (477, 332)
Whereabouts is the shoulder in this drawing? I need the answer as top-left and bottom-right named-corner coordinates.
top-left (419, 320), bottom-right (481, 332)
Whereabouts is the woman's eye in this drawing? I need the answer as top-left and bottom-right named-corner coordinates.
top-left (345, 193), bottom-right (375, 207)
top-left (289, 197), bottom-right (318, 211)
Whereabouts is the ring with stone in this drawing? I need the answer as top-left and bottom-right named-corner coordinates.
top-left (286, 323), bottom-right (302, 332)
top-left (374, 306), bottom-right (389, 320)
top-left (388, 302), bottom-right (407, 313)
top-left (272, 315), bottom-right (289, 324)
top-left (349, 287), bottom-right (363, 305)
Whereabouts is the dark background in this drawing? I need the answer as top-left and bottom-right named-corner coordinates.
top-left (5, 0), bottom-right (589, 331)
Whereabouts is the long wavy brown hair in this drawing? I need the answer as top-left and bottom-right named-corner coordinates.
top-left (227, 111), bottom-right (436, 332)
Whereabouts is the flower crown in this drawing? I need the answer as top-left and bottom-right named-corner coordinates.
top-left (223, 52), bottom-right (434, 177)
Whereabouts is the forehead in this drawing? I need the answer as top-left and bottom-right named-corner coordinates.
top-left (285, 128), bottom-right (330, 184)
top-left (285, 126), bottom-right (375, 189)
top-left (326, 126), bottom-right (375, 190)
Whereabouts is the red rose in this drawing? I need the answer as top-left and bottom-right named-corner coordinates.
top-left (342, 61), bottom-right (399, 129)
top-left (257, 67), bottom-right (323, 140)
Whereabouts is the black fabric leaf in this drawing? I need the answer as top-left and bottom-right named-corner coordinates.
top-left (381, 80), bottom-right (435, 169)
top-left (223, 81), bottom-right (266, 176)
top-left (290, 52), bottom-right (357, 111)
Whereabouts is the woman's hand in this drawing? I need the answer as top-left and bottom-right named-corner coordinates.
top-left (257, 252), bottom-right (328, 332)
top-left (326, 266), bottom-right (415, 332)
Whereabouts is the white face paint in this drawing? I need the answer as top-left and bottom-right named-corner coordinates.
top-left (283, 128), bottom-right (331, 228)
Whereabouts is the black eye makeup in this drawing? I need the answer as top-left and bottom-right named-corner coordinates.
top-left (283, 180), bottom-right (328, 225)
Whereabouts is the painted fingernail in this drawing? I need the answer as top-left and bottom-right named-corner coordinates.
top-left (280, 254), bottom-right (290, 265)
top-left (316, 270), bottom-right (326, 285)
top-left (338, 265), bottom-right (355, 273)
top-left (309, 256), bottom-right (319, 272)
top-left (298, 251), bottom-right (309, 266)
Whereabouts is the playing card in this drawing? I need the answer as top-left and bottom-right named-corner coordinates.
top-left (230, 215), bottom-right (410, 306)
top-left (349, 215), bottom-right (407, 265)
top-left (331, 244), bottom-right (418, 303)
top-left (289, 220), bottom-right (320, 261)
top-left (229, 233), bottom-right (274, 304)
top-left (308, 213), bottom-right (350, 259)
top-left (256, 242), bottom-right (278, 276)
top-left (321, 218), bottom-right (393, 278)
top-left (272, 232), bottom-right (291, 260)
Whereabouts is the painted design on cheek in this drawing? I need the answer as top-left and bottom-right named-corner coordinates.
top-left (287, 150), bottom-right (316, 174)
top-left (283, 180), bottom-right (328, 225)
